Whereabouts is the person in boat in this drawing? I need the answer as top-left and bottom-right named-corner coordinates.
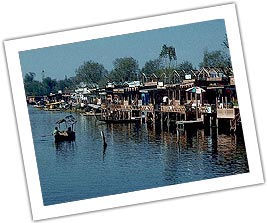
top-left (66, 127), bottom-right (72, 136)
top-left (53, 127), bottom-right (60, 135)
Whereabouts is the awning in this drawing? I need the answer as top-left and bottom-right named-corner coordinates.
top-left (186, 86), bottom-right (206, 94)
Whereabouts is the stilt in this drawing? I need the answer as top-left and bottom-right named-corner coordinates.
top-left (101, 130), bottom-right (107, 147)
top-left (161, 112), bottom-right (163, 130)
top-left (152, 112), bottom-right (155, 124)
top-left (176, 127), bottom-right (179, 143)
top-left (167, 112), bottom-right (170, 132)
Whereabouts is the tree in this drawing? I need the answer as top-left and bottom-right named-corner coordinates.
top-left (75, 60), bottom-right (108, 87)
top-left (42, 77), bottom-right (57, 95)
top-left (23, 72), bottom-right (45, 96)
top-left (141, 58), bottom-right (163, 75)
top-left (109, 57), bottom-right (139, 83)
top-left (222, 34), bottom-right (229, 49)
top-left (199, 50), bottom-right (231, 68)
top-left (159, 44), bottom-right (177, 68)
top-left (177, 61), bottom-right (194, 71)
top-left (56, 76), bottom-right (76, 92)
top-left (24, 72), bottom-right (36, 82)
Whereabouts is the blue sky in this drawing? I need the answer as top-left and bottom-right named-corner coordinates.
top-left (19, 19), bottom-right (229, 81)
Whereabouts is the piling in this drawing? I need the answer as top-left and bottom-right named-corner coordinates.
top-left (101, 130), bottom-right (107, 147)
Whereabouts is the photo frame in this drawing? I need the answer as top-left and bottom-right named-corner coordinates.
top-left (4, 4), bottom-right (263, 221)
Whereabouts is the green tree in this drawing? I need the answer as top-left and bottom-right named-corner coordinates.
top-left (141, 58), bottom-right (163, 75)
top-left (23, 72), bottom-right (45, 96)
top-left (177, 61), bottom-right (194, 71)
top-left (159, 44), bottom-right (177, 68)
top-left (56, 76), bottom-right (76, 92)
top-left (75, 60), bottom-right (108, 87)
top-left (199, 50), bottom-right (231, 68)
top-left (42, 77), bottom-right (57, 95)
top-left (109, 57), bottom-right (139, 83)
top-left (222, 34), bottom-right (229, 49)
top-left (24, 72), bottom-right (36, 82)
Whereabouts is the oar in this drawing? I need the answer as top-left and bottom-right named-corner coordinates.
top-left (41, 134), bottom-right (53, 137)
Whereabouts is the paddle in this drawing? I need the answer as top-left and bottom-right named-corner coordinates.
top-left (41, 134), bottom-right (53, 137)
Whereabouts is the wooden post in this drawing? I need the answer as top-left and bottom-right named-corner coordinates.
top-left (167, 112), bottom-right (170, 132)
top-left (210, 114), bottom-right (212, 128)
top-left (161, 112), bottom-right (163, 130)
top-left (195, 92), bottom-right (198, 120)
top-left (176, 127), bottom-right (179, 143)
top-left (101, 130), bottom-right (107, 147)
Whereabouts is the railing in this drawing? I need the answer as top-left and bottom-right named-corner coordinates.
top-left (217, 108), bottom-right (235, 119)
top-left (199, 106), bottom-right (212, 113)
top-left (161, 105), bottom-right (186, 113)
top-left (206, 77), bottom-right (223, 81)
top-left (140, 105), bottom-right (154, 112)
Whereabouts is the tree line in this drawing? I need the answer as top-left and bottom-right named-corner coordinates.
top-left (23, 44), bottom-right (231, 96)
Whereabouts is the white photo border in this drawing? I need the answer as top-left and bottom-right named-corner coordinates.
top-left (4, 3), bottom-right (264, 221)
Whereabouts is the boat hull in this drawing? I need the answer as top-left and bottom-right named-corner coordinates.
top-left (54, 132), bottom-right (75, 143)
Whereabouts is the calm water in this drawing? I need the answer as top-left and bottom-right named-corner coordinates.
top-left (28, 106), bottom-right (249, 206)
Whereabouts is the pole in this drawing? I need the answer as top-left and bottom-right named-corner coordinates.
top-left (195, 92), bottom-right (198, 120)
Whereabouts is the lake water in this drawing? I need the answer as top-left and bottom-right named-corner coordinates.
top-left (28, 106), bottom-right (249, 206)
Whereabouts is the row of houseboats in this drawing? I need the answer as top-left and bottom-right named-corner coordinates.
top-left (29, 68), bottom-right (242, 142)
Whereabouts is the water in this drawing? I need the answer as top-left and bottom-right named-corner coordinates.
top-left (28, 106), bottom-right (249, 206)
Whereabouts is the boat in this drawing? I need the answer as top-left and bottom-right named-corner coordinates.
top-left (54, 131), bottom-right (76, 143)
top-left (54, 115), bottom-right (76, 143)
top-left (82, 104), bottom-right (102, 116)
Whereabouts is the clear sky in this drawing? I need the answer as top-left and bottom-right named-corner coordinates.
top-left (19, 19), bottom-right (229, 81)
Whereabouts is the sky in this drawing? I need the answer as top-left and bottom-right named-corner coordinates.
top-left (19, 19), bottom-right (229, 81)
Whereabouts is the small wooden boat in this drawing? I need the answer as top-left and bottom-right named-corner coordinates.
top-left (82, 104), bottom-right (102, 116)
top-left (54, 115), bottom-right (76, 143)
top-left (54, 131), bottom-right (75, 143)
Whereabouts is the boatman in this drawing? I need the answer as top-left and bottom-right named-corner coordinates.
top-left (53, 127), bottom-right (60, 135)
top-left (66, 127), bottom-right (72, 136)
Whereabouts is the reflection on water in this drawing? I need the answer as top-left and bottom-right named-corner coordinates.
top-left (55, 141), bottom-right (77, 156)
top-left (28, 107), bottom-right (249, 206)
